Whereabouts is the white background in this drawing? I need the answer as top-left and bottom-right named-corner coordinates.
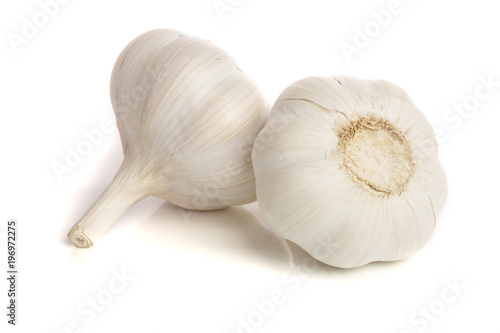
top-left (1, 0), bottom-right (499, 332)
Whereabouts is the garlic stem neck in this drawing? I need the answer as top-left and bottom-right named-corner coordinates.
top-left (67, 158), bottom-right (151, 247)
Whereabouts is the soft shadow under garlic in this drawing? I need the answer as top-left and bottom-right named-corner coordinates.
top-left (134, 203), bottom-right (292, 270)
top-left (144, 204), bottom-right (411, 275)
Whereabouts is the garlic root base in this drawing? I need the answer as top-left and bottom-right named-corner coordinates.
top-left (68, 229), bottom-right (93, 248)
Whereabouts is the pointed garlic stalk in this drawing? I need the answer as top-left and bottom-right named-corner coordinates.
top-left (68, 29), bottom-right (269, 248)
top-left (252, 75), bottom-right (447, 268)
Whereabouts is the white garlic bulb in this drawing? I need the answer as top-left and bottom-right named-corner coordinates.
top-left (68, 29), bottom-right (269, 248)
top-left (252, 75), bottom-right (447, 268)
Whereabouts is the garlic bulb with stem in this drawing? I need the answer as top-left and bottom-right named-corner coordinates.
top-left (252, 75), bottom-right (447, 268)
top-left (68, 29), bottom-right (269, 248)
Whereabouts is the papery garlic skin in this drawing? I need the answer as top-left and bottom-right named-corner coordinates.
top-left (252, 76), bottom-right (447, 268)
top-left (68, 29), bottom-right (269, 247)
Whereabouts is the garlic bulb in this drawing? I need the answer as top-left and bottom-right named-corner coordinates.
top-left (68, 29), bottom-right (269, 248)
top-left (252, 76), bottom-right (447, 268)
